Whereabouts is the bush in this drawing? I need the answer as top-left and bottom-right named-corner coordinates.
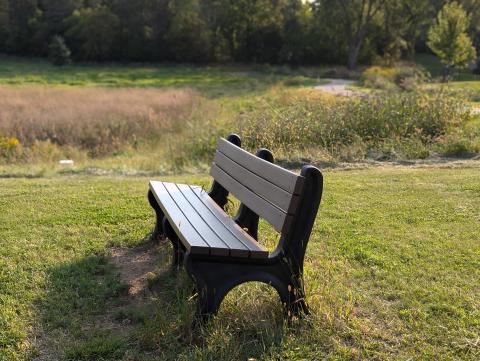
top-left (362, 66), bottom-right (428, 91)
top-left (0, 135), bottom-right (21, 162)
top-left (48, 35), bottom-right (71, 66)
top-left (234, 89), bottom-right (473, 161)
top-left (436, 128), bottom-right (480, 156)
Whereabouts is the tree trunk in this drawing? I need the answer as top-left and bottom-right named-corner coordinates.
top-left (347, 29), bottom-right (366, 70)
top-left (442, 64), bottom-right (451, 83)
top-left (347, 43), bottom-right (360, 70)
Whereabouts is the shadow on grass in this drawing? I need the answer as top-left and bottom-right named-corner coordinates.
top-left (35, 236), bottom-right (287, 360)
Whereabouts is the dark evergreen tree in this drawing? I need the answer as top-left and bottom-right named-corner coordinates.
top-left (48, 34), bottom-right (71, 65)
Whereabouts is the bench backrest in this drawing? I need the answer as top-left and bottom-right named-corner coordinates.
top-left (210, 137), bottom-right (305, 234)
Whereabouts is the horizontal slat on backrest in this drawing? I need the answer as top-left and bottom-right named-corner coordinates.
top-left (213, 151), bottom-right (300, 214)
top-left (216, 138), bottom-right (304, 194)
top-left (210, 164), bottom-right (293, 233)
top-left (211, 138), bottom-right (303, 234)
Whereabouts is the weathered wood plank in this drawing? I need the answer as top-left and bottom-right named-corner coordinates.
top-left (149, 181), bottom-right (209, 255)
top-left (189, 185), bottom-right (269, 259)
top-left (175, 184), bottom-right (250, 258)
top-left (217, 138), bottom-right (304, 194)
top-left (210, 165), bottom-right (293, 233)
top-left (162, 182), bottom-right (230, 257)
top-left (213, 151), bottom-right (300, 214)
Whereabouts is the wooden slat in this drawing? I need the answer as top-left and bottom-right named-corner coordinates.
top-left (188, 185), bottom-right (268, 259)
top-left (149, 181), bottom-right (209, 255)
top-left (162, 182), bottom-right (230, 257)
top-left (213, 151), bottom-right (299, 214)
top-left (217, 138), bottom-right (304, 194)
top-left (210, 165), bottom-right (293, 233)
top-left (175, 184), bottom-right (250, 258)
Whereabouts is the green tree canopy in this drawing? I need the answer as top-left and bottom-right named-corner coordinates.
top-left (66, 6), bottom-right (120, 61)
top-left (0, 0), bottom-right (479, 67)
top-left (427, 2), bottom-right (477, 80)
top-left (48, 34), bottom-right (71, 65)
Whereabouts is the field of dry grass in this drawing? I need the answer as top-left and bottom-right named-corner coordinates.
top-left (0, 86), bottom-right (200, 158)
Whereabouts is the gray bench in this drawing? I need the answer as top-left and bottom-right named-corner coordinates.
top-left (147, 134), bottom-right (323, 324)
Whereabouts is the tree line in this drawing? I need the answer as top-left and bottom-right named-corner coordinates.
top-left (0, 0), bottom-right (479, 69)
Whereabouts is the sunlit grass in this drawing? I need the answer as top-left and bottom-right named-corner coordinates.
top-left (1, 165), bottom-right (479, 360)
top-left (0, 56), bottom-right (321, 98)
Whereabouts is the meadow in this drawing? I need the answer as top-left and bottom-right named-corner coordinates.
top-left (1, 56), bottom-right (479, 179)
top-left (1, 166), bottom-right (479, 361)
top-left (0, 56), bottom-right (480, 360)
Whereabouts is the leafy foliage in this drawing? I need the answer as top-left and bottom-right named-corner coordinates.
top-left (66, 6), bottom-right (120, 61)
top-left (0, 0), bottom-right (479, 67)
top-left (362, 66), bottom-right (428, 91)
top-left (427, 2), bottom-right (477, 79)
top-left (234, 89), bottom-right (474, 161)
top-left (47, 35), bottom-right (71, 66)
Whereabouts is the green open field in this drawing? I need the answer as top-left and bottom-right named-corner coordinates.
top-left (1, 56), bottom-right (480, 360)
top-left (1, 165), bottom-right (479, 360)
top-left (0, 56), bottom-right (328, 98)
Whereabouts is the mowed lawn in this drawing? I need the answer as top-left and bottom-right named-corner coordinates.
top-left (1, 165), bottom-right (479, 360)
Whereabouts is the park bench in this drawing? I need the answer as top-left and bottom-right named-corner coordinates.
top-left (147, 134), bottom-right (323, 324)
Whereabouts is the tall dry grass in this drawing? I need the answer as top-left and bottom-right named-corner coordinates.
top-left (0, 86), bottom-right (200, 157)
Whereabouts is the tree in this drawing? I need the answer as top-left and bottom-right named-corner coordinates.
top-left (4, 0), bottom-right (39, 54)
top-left (208, 0), bottom-right (284, 63)
top-left (109, 0), bottom-right (153, 61)
top-left (165, 0), bottom-right (211, 62)
top-left (42, 0), bottom-right (81, 37)
top-left (427, 2), bottom-right (477, 81)
top-left (66, 6), bottom-right (120, 61)
top-left (0, 0), bottom-right (9, 49)
top-left (48, 35), bottom-right (71, 65)
top-left (314, 0), bottom-right (382, 69)
top-left (278, 0), bottom-right (312, 64)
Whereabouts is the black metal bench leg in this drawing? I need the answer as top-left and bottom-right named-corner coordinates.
top-left (148, 189), bottom-right (165, 242)
top-left (192, 282), bottom-right (223, 329)
top-left (184, 255), bottom-right (309, 329)
top-left (285, 282), bottom-right (309, 318)
top-left (185, 258), bottom-right (234, 328)
top-left (162, 218), bottom-right (185, 269)
top-left (279, 257), bottom-right (310, 318)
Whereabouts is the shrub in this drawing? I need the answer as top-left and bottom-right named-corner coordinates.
top-left (393, 67), bottom-right (427, 91)
top-left (362, 66), bottom-right (428, 91)
top-left (437, 131), bottom-right (480, 156)
top-left (0, 135), bottom-right (21, 162)
top-left (235, 89), bottom-right (473, 161)
top-left (48, 35), bottom-right (71, 66)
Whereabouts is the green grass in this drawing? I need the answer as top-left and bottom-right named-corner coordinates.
top-left (1, 164), bottom-right (479, 360)
top-left (0, 56), bottom-right (323, 98)
top-left (414, 53), bottom-right (480, 82)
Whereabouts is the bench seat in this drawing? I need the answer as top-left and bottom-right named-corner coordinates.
top-left (149, 181), bottom-right (268, 259)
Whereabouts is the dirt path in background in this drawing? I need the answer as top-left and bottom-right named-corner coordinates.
top-left (314, 78), bottom-right (364, 96)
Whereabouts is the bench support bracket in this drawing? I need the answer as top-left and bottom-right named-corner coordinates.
top-left (185, 254), bottom-right (308, 327)
top-left (148, 189), bottom-right (165, 242)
